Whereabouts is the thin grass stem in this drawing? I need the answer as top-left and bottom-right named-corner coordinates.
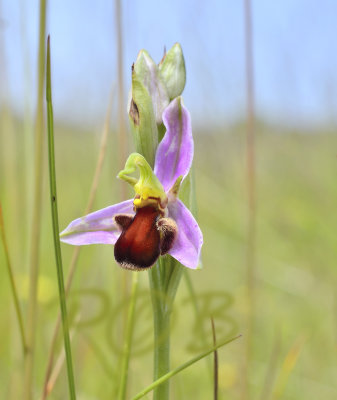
top-left (41, 89), bottom-right (113, 399)
top-left (259, 330), bottom-right (281, 400)
top-left (243, 0), bottom-right (256, 398)
top-left (211, 317), bottom-right (218, 400)
top-left (0, 203), bottom-right (27, 353)
top-left (81, 332), bottom-right (116, 379)
top-left (24, 1), bottom-right (47, 397)
top-left (131, 335), bottom-right (242, 400)
top-left (117, 272), bottom-right (139, 400)
top-left (46, 35), bottom-right (76, 399)
top-left (43, 323), bottom-right (77, 398)
top-left (115, 0), bottom-right (127, 177)
top-left (114, 0), bottom-right (130, 361)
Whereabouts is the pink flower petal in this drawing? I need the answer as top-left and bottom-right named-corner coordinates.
top-left (60, 199), bottom-right (134, 245)
top-left (154, 97), bottom-right (193, 192)
top-left (167, 199), bottom-right (203, 269)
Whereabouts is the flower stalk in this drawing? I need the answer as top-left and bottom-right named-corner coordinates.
top-left (149, 282), bottom-right (171, 400)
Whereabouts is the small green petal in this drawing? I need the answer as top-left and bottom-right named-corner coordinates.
top-left (118, 153), bottom-right (167, 210)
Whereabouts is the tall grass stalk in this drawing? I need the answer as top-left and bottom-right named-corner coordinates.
top-left (183, 270), bottom-right (212, 375)
top-left (243, 0), bottom-right (256, 398)
top-left (46, 36), bottom-right (76, 399)
top-left (41, 90), bottom-right (113, 399)
top-left (24, 1), bottom-right (47, 398)
top-left (131, 334), bottom-right (242, 400)
top-left (115, 0), bottom-right (127, 175)
top-left (114, 0), bottom-right (130, 347)
top-left (0, 203), bottom-right (27, 353)
top-left (259, 331), bottom-right (282, 400)
top-left (211, 318), bottom-right (218, 400)
top-left (19, 0), bottom-right (34, 258)
top-left (117, 272), bottom-right (139, 400)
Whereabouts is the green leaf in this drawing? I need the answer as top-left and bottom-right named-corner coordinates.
top-left (131, 334), bottom-right (241, 400)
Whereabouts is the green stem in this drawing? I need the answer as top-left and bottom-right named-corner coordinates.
top-left (149, 265), bottom-right (171, 400)
top-left (153, 309), bottom-right (171, 400)
top-left (24, 1), bottom-right (47, 398)
top-left (117, 272), bottom-right (139, 400)
top-left (0, 203), bottom-right (27, 353)
top-left (131, 335), bottom-right (242, 400)
top-left (46, 36), bottom-right (76, 399)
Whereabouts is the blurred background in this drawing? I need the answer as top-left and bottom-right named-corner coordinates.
top-left (1, 0), bottom-right (337, 399)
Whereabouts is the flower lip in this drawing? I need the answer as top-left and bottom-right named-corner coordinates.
top-left (114, 206), bottom-right (161, 270)
top-left (114, 206), bottom-right (178, 270)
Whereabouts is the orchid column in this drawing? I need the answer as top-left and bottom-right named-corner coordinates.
top-left (60, 44), bottom-right (202, 399)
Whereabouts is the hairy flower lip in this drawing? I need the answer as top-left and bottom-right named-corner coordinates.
top-left (113, 206), bottom-right (178, 270)
top-left (60, 97), bottom-right (203, 270)
top-left (114, 206), bottom-right (162, 270)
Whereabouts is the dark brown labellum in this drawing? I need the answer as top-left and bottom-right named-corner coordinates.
top-left (114, 206), bottom-right (178, 271)
top-left (114, 206), bottom-right (161, 270)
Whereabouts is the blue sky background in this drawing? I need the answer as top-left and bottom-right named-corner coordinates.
top-left (1, 0), bottom-right (337, 129)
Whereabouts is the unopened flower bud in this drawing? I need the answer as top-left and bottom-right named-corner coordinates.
top-left (133, 50), bottom-right (169, 124)
top-left (159, 43), bottom-right (186, 100)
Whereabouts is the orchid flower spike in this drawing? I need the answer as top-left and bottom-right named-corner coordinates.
top-left (60, 97), bottom-right (203, 270)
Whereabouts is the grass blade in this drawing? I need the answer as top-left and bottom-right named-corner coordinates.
top-left (117, 272), bottom-right (139, 400)
top-left (24, 1), bottom-right (47, 397)
top-left (41, 85), bottom-right (114, 400)
top-left (259, 329), bottom-right (282, 400)
top-left (0, 203), bottom-right (27, 353)
top-left (211, 317), bottom-right (218, 400)
top-left (243, 0), bottom-right (257, 397)
top-left (46, 35), bottom-right (76, 400)
top-left (131, 334), bottom-right (241, 400)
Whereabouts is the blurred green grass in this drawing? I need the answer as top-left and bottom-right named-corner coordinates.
top-left (1, 116), bottom-right (337, 399)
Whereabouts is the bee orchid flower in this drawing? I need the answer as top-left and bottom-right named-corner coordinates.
top-left (60, 97), bottom-right (203, 270)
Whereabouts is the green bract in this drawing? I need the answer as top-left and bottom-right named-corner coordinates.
top-left (129, 69), bottom-right (158, 167)
top-left (134, 50), bottom-right (170, 125)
